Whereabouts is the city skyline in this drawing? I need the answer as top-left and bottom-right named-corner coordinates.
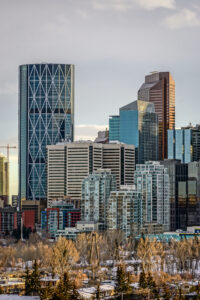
top-left (1, 0), bottom-right (200, 195)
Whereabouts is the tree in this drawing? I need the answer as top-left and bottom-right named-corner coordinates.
top-left (115, 264), bottom-right (130, 294)
top-left (31, 260), bottom-right (41, 294)
top-left (139, 268), bottom-right (147, 289)
top-left (96, 283), bottom-right (101, 300)
top-left (147, 272), bottom-right (154, 289)
top-left (40, 281), bottom-right (54, 300)
top-left (25, 260), bottom-right (41, 296)
top-left (52, 237), bottom-right (79, 277)
top-left (53, 272), bottom-right (81, 300)
top-left (162, 283), bottom-right (170, 300)
top-left (25, 267), bottom-right (32, 295)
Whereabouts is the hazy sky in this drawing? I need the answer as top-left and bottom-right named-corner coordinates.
top-left (0, 0), bottom-right (200, 194)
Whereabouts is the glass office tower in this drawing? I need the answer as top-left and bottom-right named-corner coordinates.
top-left (119, 100), bottom-right (158, 164)
top-left (168, 125), bottom-right (200, 163)
top-left (109, 115), bottom-right (120, 141)
top-left (19, 63), bottom-right (74, 204)
top-left (138, 72), bottom-right (175, 160)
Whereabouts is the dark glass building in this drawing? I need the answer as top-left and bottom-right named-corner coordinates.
top-left (138, 72), bottom-right (175, 160)
top-left (119, 100), bottom-right (158, 164)
top-left (161, 159), bottom-right (200, 231)
top-left (19, 63), bottom-right (74, 204)
top-left (168, 125), bottom-right (200, 163)
top-left (109, 115), bottom-right (120, 142)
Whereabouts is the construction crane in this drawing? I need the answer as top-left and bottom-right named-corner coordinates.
top-left (0, 144), bottom-right (17, 201)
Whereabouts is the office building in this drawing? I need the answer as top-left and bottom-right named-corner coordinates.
top-left (138, 72), bottom-right (175, 160)
top-left (107, 185), bottom-right (137, 237)
top-left (134, 161), bottom-right (170, 231)
top-left (81, 169), bottom-right (116, 225)
top-left (168, 125), bottom-right (200, 163)
top-left (102, 143), bottom-right (135, 188)
top-left (22, 200), bottom-right (46, 225)
top-left (94, 130), bottom-right (109, 144)
top-left (0, 207), bottom-right (17, 234)
top-left (0, 154), bottom-right (9, 206)
top-left (41, 200), bottom-right (80, 238)
top-left (19, 63), bottom-right (74, 204)
top-left (47, 142), bottom-right (135, 207)
top-left (119, 100), bottom-right (158, 163)
top-left (109, 116), bottom-right (120, 142)
top-left (161, 159), bottom-right (200, 231)
top-left (12, 195), bottom-right (18, 208)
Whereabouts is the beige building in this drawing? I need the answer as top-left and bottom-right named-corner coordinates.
top-left (47, 142), bottom-right (135, 207)
top-left (0, 154), bottom-right (9, 205)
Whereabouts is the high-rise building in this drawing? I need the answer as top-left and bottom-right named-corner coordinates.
top-left (19, 63), bottom-right (74, 205)
top-left (138, 72), bottom-right (175, 160)
top-left (119, 100), bottom-right (158, 163)
top-left (0, 154), bottom-right (8, 206)
top-left (81, 169), bottom-right (116, 225)
top-left (107, 185), bottom-right (138, 237)
top-left (41, 200), bottom-right (80, 238)
top-left (161, 159), bottom-right (200, 231)
top-left (109, 116), bottom-right (120, 142)
top-left (134, 161), bottom-right (170, 231)
top-left (102, 143), bottom-right (135, 188)
top-left (47, 142), bottom-right (135, 207)
top-left (168, 125), bottom-right (200, 163)
top-left (94, 130), bottom-right (109, 144)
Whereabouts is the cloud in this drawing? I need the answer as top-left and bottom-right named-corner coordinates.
top-left (75, 124), bottom-right (108, 141)
top-left (136, 0), bottom-right (175, 10)
top-left (92, 0), bottom-right (175, 11)
top-left (165, 9), bottom-right (200, 29)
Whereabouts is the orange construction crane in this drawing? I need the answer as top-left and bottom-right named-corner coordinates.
top-left (0, 144), bottom-right (17, 201)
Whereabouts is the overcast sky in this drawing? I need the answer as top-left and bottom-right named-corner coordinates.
top-left (0, 0), bottom-right (200, 194)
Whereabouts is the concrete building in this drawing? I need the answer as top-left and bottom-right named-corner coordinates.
top-left (47, 142), bottom-right (135, 207)
top-left (94, 130), bottom-right (109, 144)
top-left (102, 143), bottom-right (135, 188)
top-left (106, 185), bottom-right (137, 237)
top-left (134, 161), bottom-right (170, 231)
top-left (0, 206), bottom-right (17, 234)
top-left (168, 125), bottom-right (200, 163)
top-left (138, 72), bottom-right (175, 160)
top-left (0, 154), bottom-right (9, 206)
top-left (41, 200), bottom-right (80, 238)
top-left (81, 169), bottom-right (116, 225)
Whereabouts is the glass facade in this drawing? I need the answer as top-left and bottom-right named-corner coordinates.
top-left (81, 169), bottom-right (116, 225)
top-left (168, 129), bottom-right (192, 163)
top-left (19, 64), bottom-right (74, 203)
top-left (109, 115), bottom-right (120, 141)
top-left (119, 100), bottom-right (158, 164)
top-left (138, 72), bottom-right (175, 160)
top-left (134, 161), bottom-right (170, 231)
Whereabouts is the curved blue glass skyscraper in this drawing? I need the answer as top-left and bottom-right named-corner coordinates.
top-left (19, 63), bottom-right (74, 204)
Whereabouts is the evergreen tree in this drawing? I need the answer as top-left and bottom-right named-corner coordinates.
top-left (163, 283), bottom-right (170, 300)
top-left (96, 283), bottom-right (101, 300)
top-left (30, 260), bottom-right (41, 294)
top-left (147, 272), bottom-right (154, 289)
top-left (147, 272), bottom-right (159, 299)
top-left (139, 268), bottom-right (147, 289)
top-left (115, 264), bottom-right (129, 294)
top-left (25, 267), bottom-right (32, 295)
top-left (53, 272), bottom-right (73, 300)
top-left (0, 286), bottom-right (4, 294)
top-left (71, 281), bottom-right (81, 300)
top-left (40, 281), bottom-right (54, 300)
